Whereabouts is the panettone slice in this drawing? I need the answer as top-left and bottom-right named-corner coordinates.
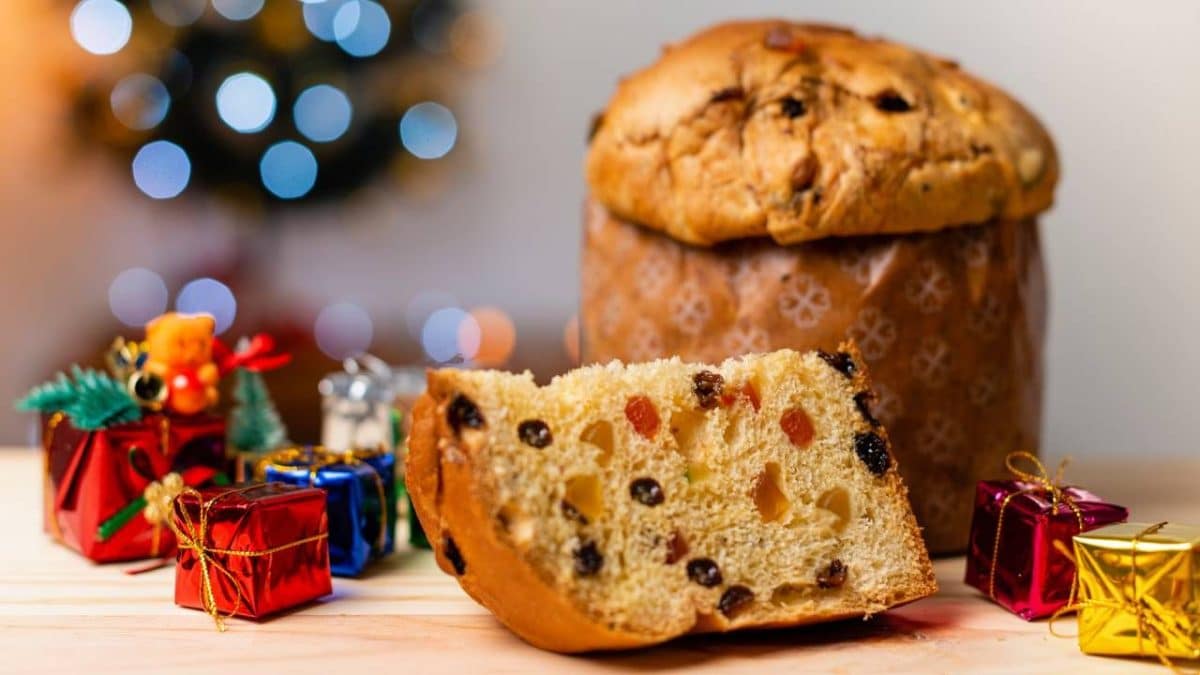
top-left (406, 344), bottom-right (936, 652)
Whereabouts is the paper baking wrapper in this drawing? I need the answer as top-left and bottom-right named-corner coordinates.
top-left (580, 199), bottom-right (1046, 553)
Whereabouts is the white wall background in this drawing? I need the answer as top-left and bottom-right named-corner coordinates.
top-left (2, 0), bottom-right (1198, 457)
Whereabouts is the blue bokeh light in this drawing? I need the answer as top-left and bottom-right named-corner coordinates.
top-left (70, 0), bottom-right (132, 55)
top-left (314, 302), bottom-right (374, 359)
top-left (215, 72), bottom-right (276, 133)
top-left (422, 307), bottom-right (469, 362)
top-left (176, 278), bottom-right (237, 335)
top-left (294, 85), bottom-right (353, 143)
top-left (131, 141), bottom-right (191, 199)
top-left (334, 1), bottom-right (391, 58)
top-left (212, 0), bottom-right (264, 21)
top-left (302, 0), bottom-right (350, 41)
top-left (111, 74), bottom-right (171, 130)
top-left (150, 0), bottom-right (205, 27)
top-left (399, 102), bottom-right (457, 159)
top-left (108, 268), bottom-right (169, 327)
top-left (260, 141), bottom-right (318, 199)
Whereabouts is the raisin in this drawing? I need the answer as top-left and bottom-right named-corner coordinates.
top-left (781, 97), bottom-right (806, 118)
top-left (625, 396), bottom-right (660, 439)
top-left (665, 531), bottom-right (689, 564)
top-left (447, 394), bottom-right (485, 433)
top-left (874, 91), bottom-right (913, 113)
top-left (817, 350), bottom-right (857, 378)
top-left (574, 541), bottom-right (603, 576)
top-left (718, 585), bottom-right (755, 618)
top-left (854, 432), bottom-right (890, 476)
top-left (817, 559), bottom-right (847, 589)
top-left (780, 407), bottom-right (815, 448)
top-left (517, 419), bottom-right (553, 448)
top-left (687, 558), bottom-right (723, 587)
top-left (560, 499), bottom-right (588, 525)
top-left (854, 392), bottom-right (880, 427)
top-left (692, 371), bottom-right (725, 410)
top-left (630, 477), bottom-right (665, 506)
top-left (442, 534), bottom-right (466, 575)
top-left (710, 86), bottom-right (745, 103)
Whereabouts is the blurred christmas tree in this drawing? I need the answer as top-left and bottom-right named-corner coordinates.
top-left (228, 367), bottom-right (286, 453)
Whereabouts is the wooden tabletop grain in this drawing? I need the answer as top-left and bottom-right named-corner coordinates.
top-left (0, 449), bottom-right (1194, 675)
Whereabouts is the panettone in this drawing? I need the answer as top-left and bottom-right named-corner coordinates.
top-left (407, 347), bottom-right (936, 653)
top-left (581, 20), bottom-right (1055, 553)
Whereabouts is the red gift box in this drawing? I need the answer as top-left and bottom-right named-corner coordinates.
top-left (42, 411), bottom-right (230, 562)
top-left (172, 483), bottom-right (332, 626)
top-left (964, 453), bottom-right (1128, 620)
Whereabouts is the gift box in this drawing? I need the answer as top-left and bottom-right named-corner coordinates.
top-left (1070, 522), bottom-right (1200, 663)
top-left (262, 446), bottom-right (395, 577)
top-left (172, 483), bottom-right (331, 626)
top-left (964, 454), bottom-right (1128, 619)
top-left (41, 411), bottom-right (230, 562)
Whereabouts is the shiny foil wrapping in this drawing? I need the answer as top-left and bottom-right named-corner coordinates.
top-left (263, 448), bottom-right (395, 577)
top-left (1072, 522), bottom-right (1200, 660)
top-left (581, 199), bottom-right (1046, 553)
top-left (174, 483), bottom-right (332, 619)
top-left (964, 480), bottom-right (1127, 619)
top-left (41, 412), bottom-right (229, 562)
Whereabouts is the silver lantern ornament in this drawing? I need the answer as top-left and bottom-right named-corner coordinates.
top-left (319, 355), bottom-right (397, 453)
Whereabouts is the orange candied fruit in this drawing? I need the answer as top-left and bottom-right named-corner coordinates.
top-left (719, 382), bottom-right (761, 412)
top-left (780, 407), bottom-right (814, 448)
top-left (625, 395), bottom-right (661, 439)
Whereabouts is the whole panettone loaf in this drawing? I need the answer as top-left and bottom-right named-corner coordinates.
top-left (587, 20), bottom-right (1058, 246)
top-left (407, 347), bottom-right (936, 653)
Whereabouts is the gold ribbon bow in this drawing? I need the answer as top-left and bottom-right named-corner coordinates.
top-left (987, 451), bottom-right (1085, 604)
top-left (1049, 522), bottom-right (1196, 674)
top-left (142, 472), bottom-right (185, 526)
top-left (163, 485), bottom-right (328, 632)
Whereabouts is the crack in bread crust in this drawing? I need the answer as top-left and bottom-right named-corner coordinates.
top-left (586, 20), bottom-right (1057, 245)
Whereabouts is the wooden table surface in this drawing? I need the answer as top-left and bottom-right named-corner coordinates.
top-left (1, 449), bottom-right (1195, 675)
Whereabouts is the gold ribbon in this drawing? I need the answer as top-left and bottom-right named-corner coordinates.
top-left (161, 485), bottom-right (328, 632)
top-left (43, 412), bottom-right (65, 543)
top-left (1049, 522), bottom-right (1195, 674)
top-left (263, 445), bottom-right (390, 552)
top-left (987, 451), bottom-right (1086, 606)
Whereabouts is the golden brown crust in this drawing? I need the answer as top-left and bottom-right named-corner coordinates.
top-left (586, 20), bottom-right (1058, 245)
top-left (407, 360), bottom-right (936, 653)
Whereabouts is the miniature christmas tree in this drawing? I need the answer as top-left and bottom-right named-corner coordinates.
top-left (16, 366), bottom-right (141, 430)
top-left (228, 367), bottom-right (286, 454)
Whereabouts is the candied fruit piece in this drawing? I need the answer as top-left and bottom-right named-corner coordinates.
top-left (564, 475), bottom-right (604, 522)
top-left (687, 558), bottom-right (723, 587)
top-left (854, 432), bottom-right (890, 476)
top-left (781, 97), bottom-right (806, 118)
top-left (580, 420), bottom-right (614, 465)
top-left (665, 530), bottom-right (689, 565)
top-left (442, 534), bottom-right (466, 575)
top-left (692, 370), bottom-right (725, 409)
top-left (447, 394), bottom-right (485, 433)
top-left (817, 559), bottom-right (847, 589)
top-left (574, 541), bottom-right (603, 576)
top-left (719, 382), bottom-right (761, 411)
top-left (817, 350), bottom-right (857, 378)
top-left (685, 463), bottom-right (712, 484)
top-left (854, 392), bottom-right (880, 427)
top-left (625, 395), bottom-right (660, 439)
top-left (718, 585), bottom-right (755, 618)
top-left (780, 407), bottom-right (815, 448)
top-left (753, 462), bottom-right (789, 522)
top-left (630, 477), bottom-right (665, 506)
top-left (517, 419), bottom-right (553, 448)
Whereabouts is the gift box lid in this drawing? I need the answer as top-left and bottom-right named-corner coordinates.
top-left (1075, 522), bottom-right (1200, 551)
top-left (179, 483), bottom-right (325, 512)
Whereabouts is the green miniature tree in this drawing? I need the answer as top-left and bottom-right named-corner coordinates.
top-left (16, 366), bottom-right (141, 430)
top-left (228, 368), bottom-right (286, 454)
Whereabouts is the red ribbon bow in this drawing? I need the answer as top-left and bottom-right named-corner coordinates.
top-left (215, 334), bottom-right (292, 375)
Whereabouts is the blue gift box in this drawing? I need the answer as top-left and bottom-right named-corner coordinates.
top-left (263, 447), bottom-right (395, 577)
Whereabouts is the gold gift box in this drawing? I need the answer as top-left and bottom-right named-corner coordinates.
top-left (1072, 522), bottom-right (1200, 661)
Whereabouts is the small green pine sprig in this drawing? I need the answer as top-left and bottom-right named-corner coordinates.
top-left (16, 366), bottom-right (142, 430)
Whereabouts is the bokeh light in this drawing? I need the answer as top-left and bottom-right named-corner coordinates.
top-left (110, 74), bottom-right (171, 130)
top-left (131, 141), bottom-right (191, 199)
top-left (404, 290), bottom-right (457, 339)
top-left (150, 0), bottom-right (206, 27)
top-left (314, 302), bottom-right (373, 359)
top-left (108, 268), bottom-right (169, 327)
top-left (259, 141), bottom-right (318, 199)
top-left (70, 0), bottom-right (132, 55)
top-left (175, 278), bottom-right (237, 334)
top-left (302, 0), bottom-right (351, 42)
top-left (564, 314), bottom-right (580, 364)
top-left (461, 307), bottom-right (516, 366)
top-left (294, 85), bottom-right (353, 143)
top-left (422, 307), bottom-right (469, 363)
top-left (333, 1), bottom-right (391, 58)
top-left (212, 0), bottom-right (264, 21)
top-left (216, 72), bottom-right (276, 133)
top-left (399, 102), bottom-right (457, 159)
